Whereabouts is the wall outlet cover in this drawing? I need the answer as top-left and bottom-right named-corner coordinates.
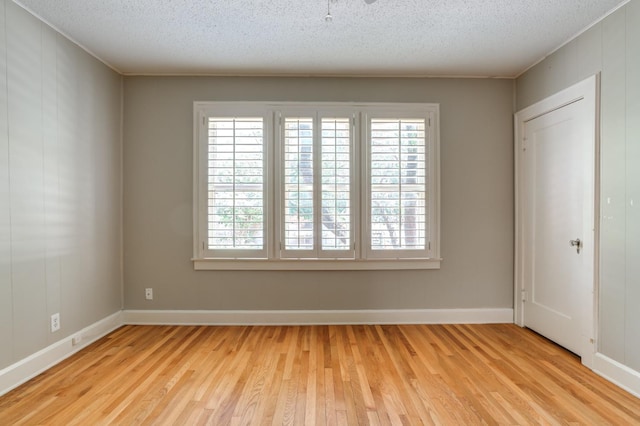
top-left (50, 313), bottom-right (60, 333)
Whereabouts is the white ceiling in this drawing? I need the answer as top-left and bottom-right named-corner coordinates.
top-left (13, 0), bottom-right (627, 78)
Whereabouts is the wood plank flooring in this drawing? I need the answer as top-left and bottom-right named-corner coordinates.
top-left (1, 324), bottom-right (639, 425)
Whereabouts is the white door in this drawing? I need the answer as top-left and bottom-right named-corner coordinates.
top-left (515, 76), bottom-right (597, 365)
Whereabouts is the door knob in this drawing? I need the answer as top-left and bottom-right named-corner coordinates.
top-left (569, 238), bottom-right (581, 254)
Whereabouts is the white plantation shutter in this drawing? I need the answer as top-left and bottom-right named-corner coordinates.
top-left (368, 117), bottom-right (428, 256)
top-left (321, 117), bottom-right (352, 251)
top-left (206, 116), bottom-right (266, 256)
top-left (283, 117), bottom-right (315, 251)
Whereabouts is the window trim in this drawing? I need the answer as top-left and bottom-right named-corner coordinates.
top-left (193, 102), bottom-right (441, 270)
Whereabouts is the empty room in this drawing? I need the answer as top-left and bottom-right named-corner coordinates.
top-left (1, 0), bottom-right (639, 424)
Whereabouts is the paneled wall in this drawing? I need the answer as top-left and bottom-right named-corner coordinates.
top-left (517, 0), bottom-right (640, 372)
top-left (0, 0), bottom-right (122, 369)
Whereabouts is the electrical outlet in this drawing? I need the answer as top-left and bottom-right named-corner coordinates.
top-left (51, 313), bottom-right (60, 333)
top-left (145, 288), bottom-right (153, 300)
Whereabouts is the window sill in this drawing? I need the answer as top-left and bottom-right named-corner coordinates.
top-left (192, 258), bottom-right (442, 271)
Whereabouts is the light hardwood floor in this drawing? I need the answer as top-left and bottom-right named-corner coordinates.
top-left (1, 324), bottom-right (639, 425)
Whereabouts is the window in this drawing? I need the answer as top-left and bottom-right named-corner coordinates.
top-left (366, 116), bottom-right (428, 258)
top-left (194, 102), bottom-right (440, 270)
top-left (278, 110), bottom-right (355, 259)
top-left (207, 117), bottom-right (265, 251)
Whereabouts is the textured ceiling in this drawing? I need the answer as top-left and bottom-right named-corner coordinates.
top-left (13, 0), bottom-right (627, 77)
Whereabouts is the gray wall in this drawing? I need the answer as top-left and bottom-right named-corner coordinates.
top-left (0, 0), bottom-right (122, 370)
top-left (123, 76), bottom-right (514, 311)
top-left (517, 0), bottom-right (640, 371)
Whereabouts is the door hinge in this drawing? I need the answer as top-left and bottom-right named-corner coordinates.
top-left (522, 137), bottom-right (528, 152)
top-left (521, 289), bottom-right (527, 302)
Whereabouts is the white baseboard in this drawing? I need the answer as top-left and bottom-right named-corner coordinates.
top-left (593, 352), bottom-right (640, 398)
top-left (0, 311), bottom-right (124, 397)
top-left (122, 308), bottom-right (514, 326)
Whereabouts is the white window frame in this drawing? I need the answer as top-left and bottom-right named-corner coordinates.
top-left (193, 104), bottom-right (273, 260)
top-left (361, 107), bottom-right (439, 260)
top-left (276, 107), bottom-right (358, 259)
top-left (193, 102), bottom-right (441, 270)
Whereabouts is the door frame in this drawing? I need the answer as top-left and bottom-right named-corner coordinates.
top-left (514, 74), bottom-right (600, 368)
